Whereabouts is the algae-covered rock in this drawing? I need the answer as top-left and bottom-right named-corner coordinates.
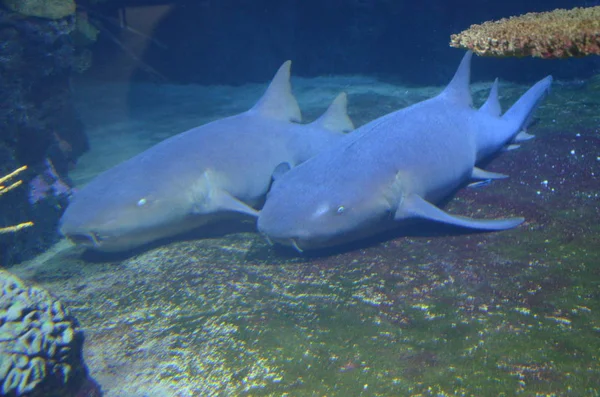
top-left (0, 269), bottom-right (88, 396)
top-left (2, 0), bottom-right (76, 20)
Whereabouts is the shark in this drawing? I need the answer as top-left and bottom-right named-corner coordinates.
top-left (60, 61), bottom-right (354, 252)
top-left (257, 51), bottom-right (552, 251)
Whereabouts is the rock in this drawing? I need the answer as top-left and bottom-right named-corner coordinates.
top-left (2, 0), bottom-right (76, 20)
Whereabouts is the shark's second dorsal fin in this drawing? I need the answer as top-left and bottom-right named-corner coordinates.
top-left (479, 78), bottom-right (501, 117)
top-left (250, 60), bottom-right (302, 122)
top-left (439, 51), bottom-right (473, 107)
top-left (310, 92), bottom-right (355, 133)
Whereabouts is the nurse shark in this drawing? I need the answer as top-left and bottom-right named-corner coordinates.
top-left (60, 61), bottom-right (354, 252)
top-left (258, 51), bottom-right (552, 251)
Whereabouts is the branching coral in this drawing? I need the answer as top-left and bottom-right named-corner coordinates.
top-left (450, 6), bottom-right (600, 58)
top-left (0, 166), bottom-right (34, 234)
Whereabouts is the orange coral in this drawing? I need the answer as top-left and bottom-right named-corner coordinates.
top-left (450, 6), bottom-right (600, 59)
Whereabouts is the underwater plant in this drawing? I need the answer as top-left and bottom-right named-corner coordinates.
top-left (0, 166), bottom-right (34, 234)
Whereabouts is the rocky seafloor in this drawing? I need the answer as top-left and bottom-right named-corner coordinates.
top-left (8, 75), bottom-right (600, 396)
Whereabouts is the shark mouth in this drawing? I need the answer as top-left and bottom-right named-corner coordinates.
top-left (261, 234), bottom-right (304, 253)
top-left (66, 232), bottom-right (101, 247)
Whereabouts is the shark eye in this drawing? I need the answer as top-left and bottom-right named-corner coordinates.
top-left (336, 206), bottom-right (346, 215)
top-left (137, 198), bottom-right (147, 207)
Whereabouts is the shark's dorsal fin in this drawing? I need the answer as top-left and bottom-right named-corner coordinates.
top-left (479, 78), bottom-right (501, 117)
top-left (439, 51), bottom-right (473, 107)
top-left (310, 92), bottom-right (355, 133)
top-left (250, 60), bottom-right (302, 122)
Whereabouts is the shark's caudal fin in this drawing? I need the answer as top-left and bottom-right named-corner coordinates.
top-left (502, 76), bottom-right (553, 133)
top-left (310, 92), bottom-right (355, 133)
top-left (250, 60), bottom-right (302, 122)
top-left (439, 51), bottom-right (473, 107)
top-left (479, 78), bottom-right (501, 117)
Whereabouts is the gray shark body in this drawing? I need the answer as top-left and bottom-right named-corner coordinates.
top-left (60, 61), bottom-right (354, 252)
top-left (257, 52), bottom-right (552, 251)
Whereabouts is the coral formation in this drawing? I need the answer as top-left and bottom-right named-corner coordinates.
top-left (0, 269), bottom-right (88, 396)
top-left (1, 0), bottom-right (76, 20)
top-left (450, 6), bottom-right (600, 58)
top-left (0, 166), bottom-right (33, 235)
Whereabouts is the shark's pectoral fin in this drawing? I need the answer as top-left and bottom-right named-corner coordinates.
top-left (396, 194), bottom-right (524, 231)
top-left (471, 167), bottom-right (508, 180)
top-left (206, 188), bottom-right (259, 217)
top-left (194, 171), bottom-right (259, 217)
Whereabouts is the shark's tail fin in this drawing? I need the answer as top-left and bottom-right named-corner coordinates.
top-left (310, 92), bottom-right (355, 133)
top-left (250, 60), bottom-right (302, 122)
top-left (502, 76), bottom-right (553, 134)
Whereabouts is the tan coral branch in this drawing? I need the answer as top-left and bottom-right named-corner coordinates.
top-left (0, 165), bottom-right (27, 188)
top-left (450, 6), bottom-right (600, 59)
top-left (0, 166), bottom-right (34, 234)
top-left (0, 221), bottom-right (34, 234)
